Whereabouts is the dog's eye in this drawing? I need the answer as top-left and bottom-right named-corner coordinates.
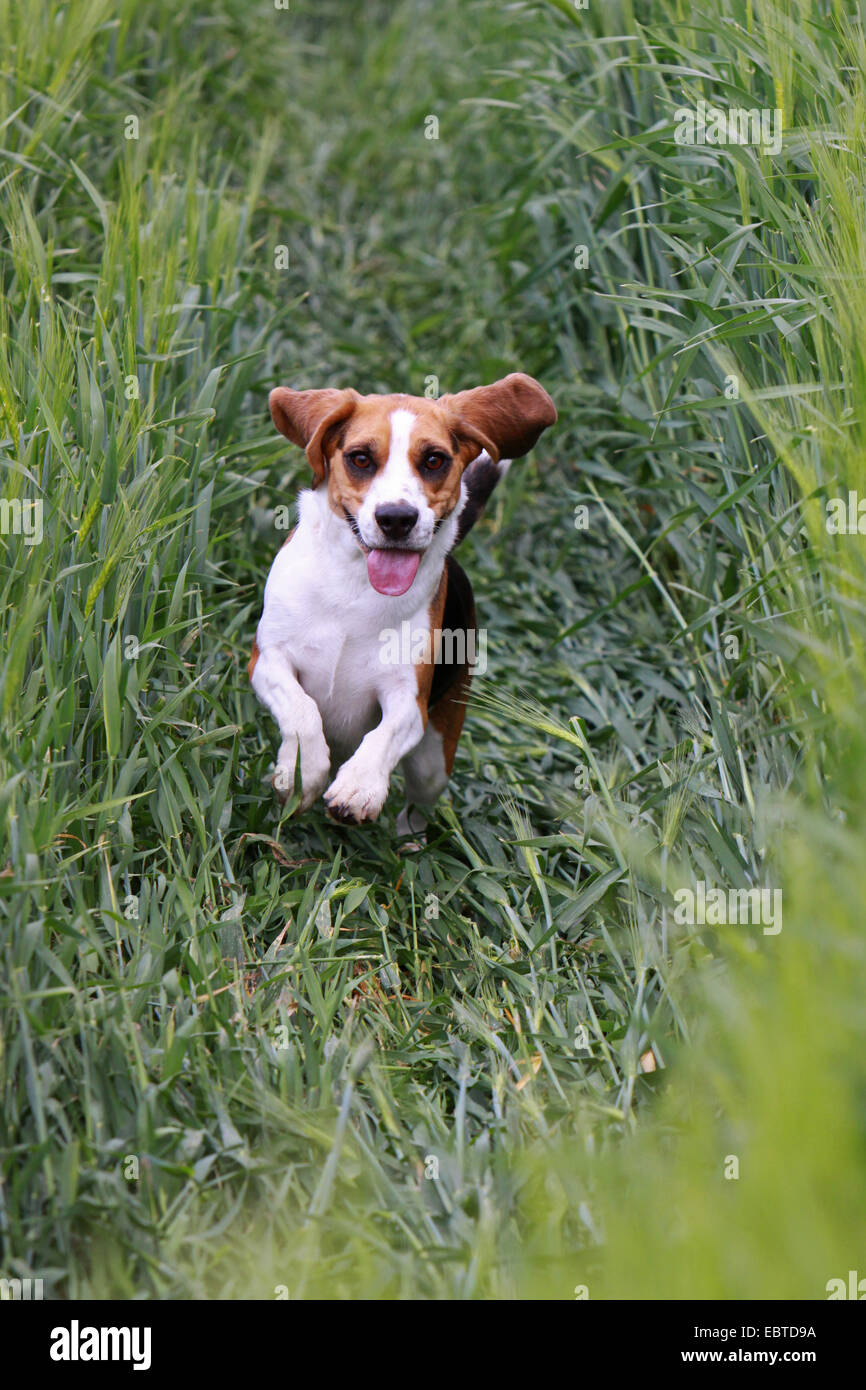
top-left (422, 452), bottom-right (448, 472)
top-left (347, 451), bottom-right (373, 470)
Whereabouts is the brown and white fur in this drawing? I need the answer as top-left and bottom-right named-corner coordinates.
top-left (248, 372), bottom-right (556, 832)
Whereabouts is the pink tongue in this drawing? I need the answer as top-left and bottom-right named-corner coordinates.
top-left (366, 548), bottom-right (421, 596)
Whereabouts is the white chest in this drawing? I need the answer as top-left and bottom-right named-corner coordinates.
top-left (255, 488), bottom-right (454, 757)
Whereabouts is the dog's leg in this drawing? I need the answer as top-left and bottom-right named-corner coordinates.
top-left (251, 645), bottom-right (331, 808)
top-left (397, 724), bottom-right (450, 835)
top-left (324, 684), bottom-right (423, 824)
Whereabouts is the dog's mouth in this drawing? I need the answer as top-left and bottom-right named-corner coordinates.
top-left (343, 507), bottom-right (423, 596)
top-left (365, 547), bottom-right (421, 596)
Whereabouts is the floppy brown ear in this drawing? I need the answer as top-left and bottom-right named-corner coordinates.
top-left (442, 372), bottom-right (556, 463)
top-left (269, 386), bottom-right (360, 483)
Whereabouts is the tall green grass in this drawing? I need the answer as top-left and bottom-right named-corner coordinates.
top-left (0, 0), bottom-right (864, 1298)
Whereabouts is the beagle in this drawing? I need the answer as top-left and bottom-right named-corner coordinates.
top-left (248, 373), bottom-right (556, 831)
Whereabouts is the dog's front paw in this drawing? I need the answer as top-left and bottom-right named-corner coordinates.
top-left (274, 732), bottom-right (331, 811)
top-left (324, 757), bottom-right (389, 824)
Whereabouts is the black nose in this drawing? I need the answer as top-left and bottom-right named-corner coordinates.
top-left (375, 502), bottom-right (419, 541)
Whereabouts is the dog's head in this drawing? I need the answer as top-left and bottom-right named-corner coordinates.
top-left (268, 373), bottom-right (556, 595)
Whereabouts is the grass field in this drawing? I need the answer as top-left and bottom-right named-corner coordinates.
top-left (2, 0), bottom-right (866, 1299)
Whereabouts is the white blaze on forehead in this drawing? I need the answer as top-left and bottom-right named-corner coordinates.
top-left (357, 405), bottom-right (437, 549)
top-left (389, 408), bottom-right (416, 462)
top-left (372, 408), bottom-right (425, 506)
